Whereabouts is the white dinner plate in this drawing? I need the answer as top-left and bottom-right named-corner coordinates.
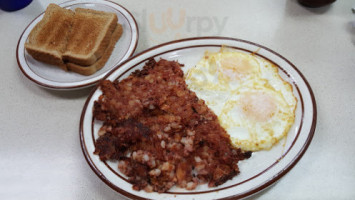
top-left (16, 0), bottom-right (138, 90)
top-left (80, 37), bottom-right (317, 199)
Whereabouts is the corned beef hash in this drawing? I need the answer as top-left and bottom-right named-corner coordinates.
top-left (93, 59), bottom-right (252, 192)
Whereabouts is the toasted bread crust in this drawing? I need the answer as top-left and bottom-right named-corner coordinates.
top-left (62, 8), bottom-right (118, 66)
top-left (25, 45), bottom-right (67, 70)
top-left (66, 24), bottom-right (123, 76)
top-left (25, 4), bottom-right (74, 67)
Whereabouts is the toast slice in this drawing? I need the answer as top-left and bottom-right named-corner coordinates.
top-left (25, 4), bottom-right (74, 70)
top-left (62, 8), bottom-right (118, 66)
top-left (66, 23), bottom-right (123, 76)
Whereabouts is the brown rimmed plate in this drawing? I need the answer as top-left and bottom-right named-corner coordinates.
top-left (16, 0), bottom-right (138, 90)
top-left (80, 37), bottom-right (316, 199)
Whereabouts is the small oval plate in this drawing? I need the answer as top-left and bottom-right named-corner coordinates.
top-left (16, 0), bottom-right (139, 90)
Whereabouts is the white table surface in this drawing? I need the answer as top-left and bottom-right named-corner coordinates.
top-left (1, 0), bottom-right (354, 199)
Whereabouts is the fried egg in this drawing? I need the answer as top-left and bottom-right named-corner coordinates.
top-left (184, 48), bottom-right (297, 151)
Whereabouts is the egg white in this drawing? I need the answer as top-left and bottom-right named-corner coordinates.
top-left (184, 49), bottom-right (297, 151)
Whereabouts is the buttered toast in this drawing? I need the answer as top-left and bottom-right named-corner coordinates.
top-left (24, 4), bottom-right (122, 75)
top-left (62, 8), bottom-right (118, 66)
top-left (25, 4), bottom-right (74, 70)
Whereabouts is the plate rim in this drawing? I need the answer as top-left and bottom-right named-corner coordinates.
top-left (79, 36), bottom-right (317, 199)
top-left (16, 0), bottom-right (139, 90)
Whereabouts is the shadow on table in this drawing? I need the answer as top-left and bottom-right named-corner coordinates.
top-left (16, 68), bottom-right (96, 99)
top-left (40, 86), bottom-right (96, 99)
top-left (79, 175), bottom-right (277, 200)
top-left (243, 183), bottom-right (276, 200)
top-left (346, 21), bottom-right (355, 46)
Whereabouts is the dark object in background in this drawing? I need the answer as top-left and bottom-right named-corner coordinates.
top-left (298, 0), bottom-right (336, 8)
top-left (0, 0), bottom-right (32, 11)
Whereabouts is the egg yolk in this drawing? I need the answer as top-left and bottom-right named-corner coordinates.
top-left (240, 92), bottom-right (277, 122)
top-left (219, 55), bottom-right (257, 80)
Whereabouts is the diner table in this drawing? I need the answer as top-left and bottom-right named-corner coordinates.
top-left (1, 0), bottom-right (354, 199)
